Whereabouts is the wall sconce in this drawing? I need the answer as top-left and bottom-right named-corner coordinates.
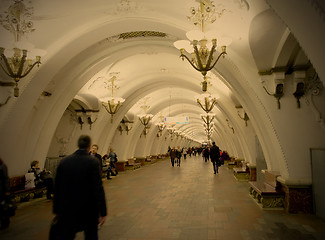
top-left (236, 106), bottom-right (249, 126)
top-left (121, 118), bottom-right (133, 135)
top-left (293, 82), bottom-right (305, 108)
top-left (117, 124), bottom-right (123, 135)
top-left (263, 83), bottom-right (284, 109)
top-left (75, 109), bottom-right (99, 130)
top-left (226, 119), bottom-right (234, 134)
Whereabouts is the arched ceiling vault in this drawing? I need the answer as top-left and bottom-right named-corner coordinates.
top-left (2, 0), bottom-right (324, 182)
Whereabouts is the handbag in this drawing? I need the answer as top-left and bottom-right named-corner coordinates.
top-left (49, 216), bottom-right (59, 240)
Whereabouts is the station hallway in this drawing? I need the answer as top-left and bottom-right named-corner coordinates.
top-left (1, 156), bottom-right (325, 240)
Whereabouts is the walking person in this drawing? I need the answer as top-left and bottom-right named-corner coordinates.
top-left (176, 146), bottom-right (182, 167)
top-left (170, 147), bottom-right (176, 167)
top-left (182, 147), bottom-right (187, 160)
top-left (0, 157), bottom-right (12, 229)
top-left (53, 135), bottom-right (107, 239)
top-left (209, 142), bottom-right (220, 174)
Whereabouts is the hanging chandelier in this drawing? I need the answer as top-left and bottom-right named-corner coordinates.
top-left (102, 74), bottom-right (125, 123)
top-left (0, 47), bottom-right (42, 97)
top-left (201, 113), bottom-right (215, 125)
top-left (156, 122), bottom-right (165, 137)
top-left (138, 114), bottom-right (153, 127)
top-left (196, 93), bottom-right (217, 113)
top-left (137, 101), bottom-right (153, 135)
top-left (174, 0), bottom-right (231, 91)
top-left (0, 0), bottom-right (43, 97)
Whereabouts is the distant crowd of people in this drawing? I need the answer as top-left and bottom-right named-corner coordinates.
top-left (167, 144), bottom-right (230, 174)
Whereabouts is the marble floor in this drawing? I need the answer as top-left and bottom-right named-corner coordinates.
top-left (1, 155), bottom-right (325, 240)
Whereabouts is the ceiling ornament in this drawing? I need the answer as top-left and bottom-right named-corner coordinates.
top-left (174, 0), bottom-right (232, 92)
top-left (0, 0), bottom-right (35, 42)
top-left (102, 73), bottom-right (125, 123)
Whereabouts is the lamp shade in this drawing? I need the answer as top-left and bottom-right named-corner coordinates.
top-left (107, 97), bottom-right (125, 104)
top-left (174, 40), bottom-right (191, 50)
top-left (186, 30), bottom-right (205, 41)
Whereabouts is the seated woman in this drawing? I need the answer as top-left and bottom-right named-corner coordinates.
top-left (28, 160), bottom-right (53, 199)
top-left (108, 148), bottom-right (118, 175)
top-left (103, 154), bottom-right (117, 180)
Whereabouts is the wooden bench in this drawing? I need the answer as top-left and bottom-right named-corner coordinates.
top-left (127, 158), bottom-right (141, 169)
top-left (233, 162), bottom-right (250, 181)
top-left (146, 155), bottom-right (157, 163)
top-left (249, 170), bottom-right (285, 208)
top-left (115, 160), bottom-right (127, 172)
top-left (10, 176), bottom-right (46, 203)
top-left (227, 157), bottom-right (241, 169)
top-left (135, 157), bottom-right (146, 166)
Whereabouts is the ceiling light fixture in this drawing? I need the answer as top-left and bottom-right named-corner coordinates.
top-left (174, 0), bottom-right (231, 92)
top-left (102, 74), bottom-right (125, 123)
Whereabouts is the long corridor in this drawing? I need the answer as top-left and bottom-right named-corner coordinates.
top-left (1, 156), bottom-right (325, 240)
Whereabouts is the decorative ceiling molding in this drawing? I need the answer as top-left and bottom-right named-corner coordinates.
top-left (0, 0), bottom-right (35, 41)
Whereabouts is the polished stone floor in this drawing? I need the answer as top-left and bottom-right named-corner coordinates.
top-left (1, 155), bottom-right (325, 240)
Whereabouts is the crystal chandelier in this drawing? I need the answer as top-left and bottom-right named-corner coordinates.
top-left (174, 0), bottom-right (231, 91)
top-left (156, 122), bottom-right (165, 137)
top-left (0, 0), bottom-right (43, 97)
top-left (137, 102), bottom-right (153, 135)
top-left (201, 113), bottom-right (215, 140)
top-left (102, 74), bottom-right (125, 123)
top-left (196, 93), bottom-right (217, 113)
top-left (201, 113), bottom-right (215, 125)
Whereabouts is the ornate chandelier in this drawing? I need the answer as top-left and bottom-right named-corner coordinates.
top-left (174, 0), bottom-right (231, 91)
top-left (201, 113), bottom-right (215, 125)
top-left (156, 122), bottom-right (165, 137)
top-left (0, 0), bottom-right (43, 97)
top-left (196, 93), bottom-right (217, 113)
top-left (102, 74), bottom-right (125, 123)
top-left (137, 102), bottom-right (153, 135)
top-left (201, 113), bottom-right (215, 140)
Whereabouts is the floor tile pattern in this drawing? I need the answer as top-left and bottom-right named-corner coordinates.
top-left (1, 156), bottom-right (325, 239)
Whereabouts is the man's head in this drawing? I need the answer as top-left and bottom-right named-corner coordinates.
top-left (212, 142), bottom-right (216, 145)
top-left (78, 135), bottom-right (91, 151)
top-left (91, 144), bottom-right (99, 154)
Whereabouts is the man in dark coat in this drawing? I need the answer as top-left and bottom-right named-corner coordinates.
top-left (209, 142), bottom-right (220, 174)
top-left (53, 135), bottom-right (107, 239)
top-left (170, 147), bottom-right (177, 167)
top-left (90, 144), bottom-right (103, 171)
